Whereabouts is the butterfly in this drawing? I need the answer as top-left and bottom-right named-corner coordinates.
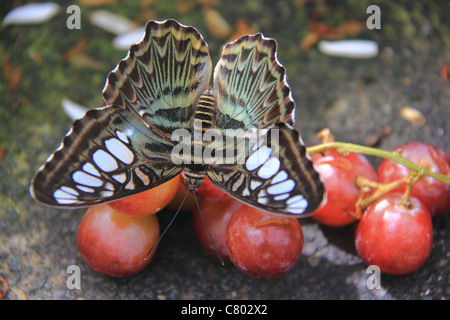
top-left (30, 19), bottom-right (325, 217)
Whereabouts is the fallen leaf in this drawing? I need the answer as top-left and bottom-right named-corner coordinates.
top-left (300, 32), bottom-right (319, 51)
top-left (365, 125), bottom-right (392, 147)
top-left (27, 49), bottom-right (44, 65)
top-left (61, 35), bottom-right (88, 63)
top-left (335, 20), bottom-right (363, 37)
top-left (441, 65), bottom-right (449, 82)
top-left (0, 276), bottom-right (8, 299)
top-left (2, 55), bottom-right (22, 95)
top-left (301, 19), bottom-right (364, 52)
top-left (139, 0), bottom-right (156, 8)
top-left (70, 53), bottom-right (106, 71)
top-left (203, 7), bottom-right (231, 38)
top-left (399, 106), bottom-right (426, 127)
top-left (228, 18), bottom-right (258, 42)
top-left (78, 0), bottom-right (118, 6)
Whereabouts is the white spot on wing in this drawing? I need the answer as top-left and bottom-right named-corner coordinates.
top-left (285, 195), bottom-right (308, 214)
top-left (124, 177), bottom-right (135, 190)
top-left (116, 130), bottom-right (130, 144)
top-left (83, 162), bottom-right (101, 177)
top-left (73, 170), bottom-right (104, 187)
top-left (246, 146), bottom-right (272, 171)
top-left (287, 195), bottom-right (308, 209)
top-left (100, 190), bottom-right (114, 197)
top-left (93, 149), bottom-right (119, 172)
top-left (113, 173), bottom-right (127, 183)
top-left (258, 189), bottom-right (267, 198)
top-left (257, 197), bottom-right (268, 205)
top-left (76, 185), bottom-right (95, 193)
top-left (135, 168), bottom-right (150, 185)
top-left (54, 188), bottom-right (77, 200)
top-left (274, 193), bottom-right (290, 201)
top-left (287, 207), bottom-right (306, 215)
top-left (267, 179), bottom-right (295, 195)
top-left (60, 186), bottom-right (79, 196)
top-left (53, 187), bottom-right (80, 205)
top-left (257, 157), bottom-right (280, 179)
top-left (105, 138), bottom-right (134, 164)
top-left (250, 180), bottom-right (262, 190)
top-left (232, 174), bottom-right (245, 192)
top-left (104, 182), bottom-right (114, 191)
top-left (271, 170), bottom-right (288, 185)
top-left (54, 198), bottom-right (79, 205)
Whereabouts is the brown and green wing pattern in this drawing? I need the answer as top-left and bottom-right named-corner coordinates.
top-left (30, 19), bottom-right (325, 217)
top-left (208, 33), bottom-right (324, 217)
top-left (213, 33), bottom-right (295, 131)
top-left (30, 106), bottom-right (182, 207)
top-left (103, 19), bottom-right (212, 133)
top-left (207, 124), bottom-right (325, 216)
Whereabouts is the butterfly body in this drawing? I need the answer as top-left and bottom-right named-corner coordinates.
top-left (30, 19), bottom-right (325, 217)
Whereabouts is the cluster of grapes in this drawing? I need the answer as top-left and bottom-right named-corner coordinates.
top-left (76, 142), bottom-right (449, 278)
top-left (312, 142), bottom-right (449, 276)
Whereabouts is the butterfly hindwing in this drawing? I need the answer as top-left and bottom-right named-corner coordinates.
top-left (30, 106), bottom-right (182, 207)
top-left (213, 33), bottom-right (295, 131)
top-left (207, 124), bottom-right (325, 216)
top-left (103, 19), bottom-right (212, 133)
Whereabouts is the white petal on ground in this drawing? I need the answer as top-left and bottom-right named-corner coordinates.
top-left (62, 98), bottom-right (88, 121)
top-left (89, 10), bottom-right (139, 35)
top-left (318, 40), bottom-right (378, 59)
top-left (112, 27), bottom-right (146, 50)
top-left (3, 3), bottom-right (60, 26)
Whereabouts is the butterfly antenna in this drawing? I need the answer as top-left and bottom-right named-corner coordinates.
top-left (145, 187), bottom-right (191, 260)
top-left (192, 187), bottom-right (224, 265)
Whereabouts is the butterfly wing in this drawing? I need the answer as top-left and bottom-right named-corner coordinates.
top-left (103, 19), bottom-right (212, 133)
top-left (30, 106), bottom-right (182, 207)
top-left (213, 33), bottom-right (295, 131)
top-left (209, 33), bottom-right (324, 216)
top-left (207, 124), bottom-right (325, 216)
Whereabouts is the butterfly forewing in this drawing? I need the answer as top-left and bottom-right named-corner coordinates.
top-left (213, 33), bottom-right (295, 131)
top-left (207, 124), bottom-right (325, 216)
top-left (30, 106), bottom-right (182, 207)
top-left (103, 19), bottom-right (212, 133)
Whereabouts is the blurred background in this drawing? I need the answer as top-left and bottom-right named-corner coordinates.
top-left (0, 0), bottom-right (448, 299)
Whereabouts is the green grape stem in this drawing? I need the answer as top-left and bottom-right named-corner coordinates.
top-left (306, 142), bottom-right (450, 185)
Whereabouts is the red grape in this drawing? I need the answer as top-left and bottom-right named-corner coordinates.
top-left (226, 205), bottom-right (303, 279)
top-left (377, 142), bottom-right (450, 217)
top-left (77, 204), bottom-right (159, 277)
top-left (355, 193), bottom-right (433, 275)
top-left (193, 198), bottom-right (243, 262)
top-left (166, 174), bottom-right (196, 212)
top-left (311, 149), bottom-right (378, 226)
